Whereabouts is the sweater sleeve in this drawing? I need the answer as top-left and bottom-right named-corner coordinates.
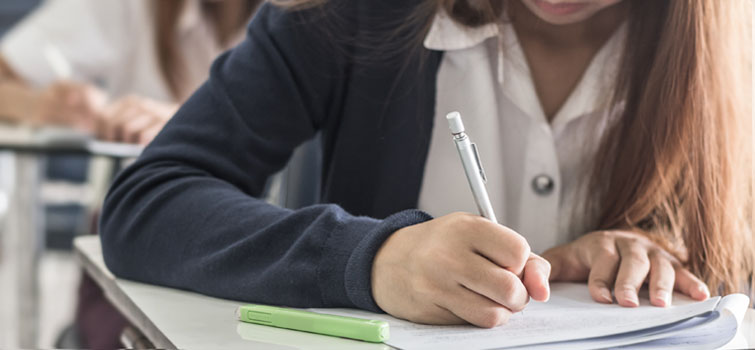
top-left (99, 3), bottom-right (431, 312)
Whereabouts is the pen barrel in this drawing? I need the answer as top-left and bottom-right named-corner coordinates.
top-left (453, 136), bottom-right (498, 223)
top-left (238, 305), bottom-right (389, 343)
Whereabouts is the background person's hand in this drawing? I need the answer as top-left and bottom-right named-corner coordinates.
top-left (31, 80), bottom-right (107, 132)
top-left (98, 95), bottom-right (177, 145)
top-left (371, 212), bottom-right (551, 328)
top-left (542, 230), bottom-right (710, 308)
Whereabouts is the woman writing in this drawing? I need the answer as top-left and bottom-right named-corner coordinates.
top-left (100, 0), bottom-right (753, 327)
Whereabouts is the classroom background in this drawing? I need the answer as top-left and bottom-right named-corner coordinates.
top-left (0, 0), bottom-right (326, 347)
top-left (0, 0), bottom-right (88, 347)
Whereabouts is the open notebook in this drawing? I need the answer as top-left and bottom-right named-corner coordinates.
top-left (311, 283), bottom-right (750, 350)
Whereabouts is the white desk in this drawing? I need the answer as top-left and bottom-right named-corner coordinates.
top-left (0, 125), bottom-right (142, 348)
top-left (73, 236), bottom-right (389, 350)
top-left (74, 236), bottom-right (755, 349)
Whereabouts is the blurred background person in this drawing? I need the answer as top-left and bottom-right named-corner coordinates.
top-left (0, 0), bottom-right (259, 347)
top-left (0, 0), bottom-right (259, 144)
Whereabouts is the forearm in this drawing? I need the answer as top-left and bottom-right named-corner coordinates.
top-left (0, 78), bottom-right (40, 124)
top-left (100, 159), bottom-right (430, 310)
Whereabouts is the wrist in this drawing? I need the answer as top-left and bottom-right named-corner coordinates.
top-left (344, 210), bottom-right (431, 311)
top-left (371, 224), bottom-right (414, 312)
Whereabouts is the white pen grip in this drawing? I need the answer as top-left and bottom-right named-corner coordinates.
top-left (454, 137), bottom-right (498, 223)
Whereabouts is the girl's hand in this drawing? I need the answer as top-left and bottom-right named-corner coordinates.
top-left (32, 81), bottom-right (107, 131)
top-left (543, 230), bottom-right (710, 307)
top-left (372, 212), bottom-right (551, 328)
top-left (98, 95), bottom-right (177, 145)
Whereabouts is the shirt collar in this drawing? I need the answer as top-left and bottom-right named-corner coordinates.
top-left (423, 11), bottom-right (499, 51)
top-left (423, 9), bottom-right (628, 130)
top-left (500, 22), bottom-right (627, 130)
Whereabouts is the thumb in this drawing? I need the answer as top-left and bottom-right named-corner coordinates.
top-left (523, 253), bottom-right (551, 302)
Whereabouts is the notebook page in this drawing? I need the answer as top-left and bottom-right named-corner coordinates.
top-left (515, 311), bottom-right (716, 350)
top-left (618, 294), bottom-right (750, 349)
top-left (310, 283), bottom-right (719, 350)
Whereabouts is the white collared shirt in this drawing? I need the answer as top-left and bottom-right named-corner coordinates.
top-left (1, 0), bottom-right (242, 101)
top-left (417, 12), bottom-right (626, 253)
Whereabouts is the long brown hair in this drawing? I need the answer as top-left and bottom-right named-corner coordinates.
top-left (593, 0), bottom-right (753, 297)
top-left (153, 0), bottom-right (261, 100)
top-left (272, 0), bottom-right (754, 296)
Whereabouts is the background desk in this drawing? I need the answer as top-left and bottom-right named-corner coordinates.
top-left (74, 236), bottom-right (755, 349)
top-left (0, 125), bottom-right (142, 347)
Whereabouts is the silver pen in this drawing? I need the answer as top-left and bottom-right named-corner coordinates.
top-left (446, 111), bottom-right (498, 223)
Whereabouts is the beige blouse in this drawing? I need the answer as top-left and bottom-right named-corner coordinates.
top-left (418, 11), bottom-right (627, 253)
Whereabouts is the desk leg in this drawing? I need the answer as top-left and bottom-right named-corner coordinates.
top-left (0, 152), bottom-right (13, 348)
top-left (3, 153), bottom-right (44, 348)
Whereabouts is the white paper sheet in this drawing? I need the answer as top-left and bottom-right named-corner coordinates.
top-left (617, 293), bottom-right (750, 350)
top-left (310, 283), bottom-right (738, 350)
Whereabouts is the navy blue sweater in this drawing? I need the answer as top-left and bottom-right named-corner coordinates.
top-left (100, 0), bottom-right (445, 312)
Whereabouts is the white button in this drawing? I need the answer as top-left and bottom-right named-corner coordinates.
top-left (532, 174), bottom-right (554, 195)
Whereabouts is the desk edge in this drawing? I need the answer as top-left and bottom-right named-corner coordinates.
top-left (73, 237), bottom-right (176, 349)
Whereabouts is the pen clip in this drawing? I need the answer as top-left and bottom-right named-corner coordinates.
top-left (471, 143), bottom-right (487, 183)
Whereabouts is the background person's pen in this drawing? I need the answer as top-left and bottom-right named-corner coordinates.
top-left (43, 42), bottom-right (73, 80)
top-left (446, 111), bottom-right (498, 223)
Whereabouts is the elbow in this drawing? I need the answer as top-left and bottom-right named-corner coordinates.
top-left (98, 196), bottom-right (129, 278)
top-left (98, 179), bottom-right (141, 279)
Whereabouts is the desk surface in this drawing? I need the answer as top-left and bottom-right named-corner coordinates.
top-left (0, 124), bottom-right (142, 158)
top-left (74, 236), bottom-right (755, 350)
top-left (73, 236), bottom-right (386, 350)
